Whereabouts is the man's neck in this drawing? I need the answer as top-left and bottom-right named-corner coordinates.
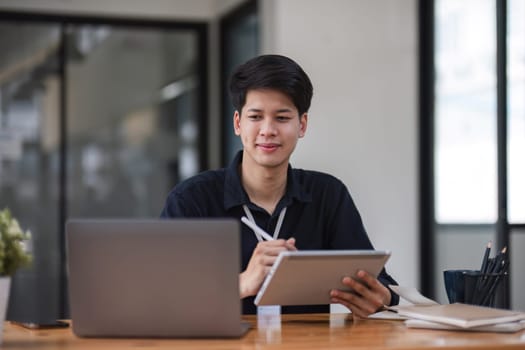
top-left (240, 158), bottom-right (288, 215)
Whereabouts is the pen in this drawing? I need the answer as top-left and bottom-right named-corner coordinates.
top-left (480, 241), bottom-right (492, 273)
top-left (241, 216), bottom-right (274, 241)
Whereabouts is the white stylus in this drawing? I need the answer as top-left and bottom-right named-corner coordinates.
top-left (241, 216), bottom-right (274, 241)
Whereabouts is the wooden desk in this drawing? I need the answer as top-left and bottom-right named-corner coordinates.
top-left (2, 314), bottom-right (525, 349)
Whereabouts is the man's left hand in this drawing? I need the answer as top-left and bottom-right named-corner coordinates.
top-left (329, 270), bottom-right (391, 318)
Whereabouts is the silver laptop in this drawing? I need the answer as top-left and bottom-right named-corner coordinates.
top-left (66, 218), bottom-right (250, 338)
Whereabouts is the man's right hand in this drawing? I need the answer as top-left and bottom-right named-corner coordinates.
top-left (239, 238), bottom-right (296, 299)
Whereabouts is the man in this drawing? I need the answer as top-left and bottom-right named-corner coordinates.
top-left (161, 54), bottom-right (399, 316)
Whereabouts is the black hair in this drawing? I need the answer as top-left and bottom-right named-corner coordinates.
top-left (229, 54), bottom-right (313, 115)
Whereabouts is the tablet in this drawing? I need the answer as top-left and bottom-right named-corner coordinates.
top-left (254, 250), bottom-right (391, 306)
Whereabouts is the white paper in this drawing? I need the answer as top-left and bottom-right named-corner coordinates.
top-left (389, 285), bottom-right (439, 306)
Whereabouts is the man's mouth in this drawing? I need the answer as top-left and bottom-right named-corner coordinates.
top-left (257, 143), bottom-right (279, 151)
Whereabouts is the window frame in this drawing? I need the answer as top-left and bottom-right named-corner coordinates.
top-left (419, 0), bottom-right (524, 306)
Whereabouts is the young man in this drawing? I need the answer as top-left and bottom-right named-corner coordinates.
top-left (161, 54), bottom-right (399, 316)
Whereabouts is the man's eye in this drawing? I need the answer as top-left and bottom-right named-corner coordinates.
top-left (277, 116), bottom-right (291, 122)
top-left (247, 115), bottom-right (262, 120)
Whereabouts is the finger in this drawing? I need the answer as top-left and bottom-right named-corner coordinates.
top-left (331, 288), bottom-right (381, 317)
top-left (330, 291), bottom-right (374, 318)
top-left (257, 240), bottom-right (295, 255)
top-left (252, 242), bottom-right (281, 256)
top-left (355, 270), bottom-right (383, 292)
top-left (354, 270), bottom-right (391, 305)
top-left (252, 247), bottom-right (288, 267)
top-left (342, 275), bottom-right (386, 307)
top-left (285, 237), bottom-right (297, 250)
top-left (259, 254), bottom-right (280, 267)
top-left (338, 278), bottom-right (385, 313)
top-left (258, 239), bottom-right (292, 249)
top-left (250, 251), bottom-right (276, 267)
top-left (262, 245), bottom-right (292, 257)
top-left (341, 276), bottom-right (371, 299)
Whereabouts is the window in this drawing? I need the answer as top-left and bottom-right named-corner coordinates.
top-left (507, 0), bottom-right (525, 223)
top-left (435, 0), bottom-right (497, 224)
top-left (423, 0), bottom-right (525, 310)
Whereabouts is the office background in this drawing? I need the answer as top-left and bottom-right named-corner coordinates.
top-left (0, 0), bottom-right (523, 320)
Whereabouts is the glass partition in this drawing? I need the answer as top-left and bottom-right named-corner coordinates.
top-left (0, 18), bottom-right (205, 321)
top-left (0, 21), bottom-right (62, 321)
top-left (66, 25), bottom-right (201, 219)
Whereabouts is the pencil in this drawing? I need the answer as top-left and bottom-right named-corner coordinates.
top-left (480, 241), bottom-right (492, 273)
top-left (489, 246), bottom-right (507, 274)
top-left (480, 259), bottom-right (510, 306)
top-left (241, 216), bottom-right (274, 241)
top-left (477, 246), bottom-right (508, 306)
top-left (472, 241), bottom-right (493, 304)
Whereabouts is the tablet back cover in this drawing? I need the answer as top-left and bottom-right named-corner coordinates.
top-left (255, 250), bottom-right (390, 306)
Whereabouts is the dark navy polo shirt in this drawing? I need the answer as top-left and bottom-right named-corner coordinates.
top-left (161, 150), bottom-right (399, 314)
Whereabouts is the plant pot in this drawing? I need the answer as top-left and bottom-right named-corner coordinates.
top-left (0, 277), bottom-right (11, 344)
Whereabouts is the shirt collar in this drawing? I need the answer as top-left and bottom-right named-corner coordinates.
top-left (224, 150), bottom-right (312, 211)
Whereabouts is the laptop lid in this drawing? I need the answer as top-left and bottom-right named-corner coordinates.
top-left (66, 218), bottom-right (249, 338)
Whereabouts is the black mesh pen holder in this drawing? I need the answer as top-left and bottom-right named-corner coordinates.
top-left (463, 271), bottom-right (509, 309)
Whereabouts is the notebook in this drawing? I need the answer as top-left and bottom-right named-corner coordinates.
top-left (404, 319), bottom-right (525, 333)
top-left (254, 250), bottom-right (391, 306)
top-left (66, 218), bottom-right (250, 338)
top-left (394, 303), bottom-right (525, 329)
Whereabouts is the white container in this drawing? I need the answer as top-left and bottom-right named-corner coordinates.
top-left (0, 277), bottom-right (11, 344)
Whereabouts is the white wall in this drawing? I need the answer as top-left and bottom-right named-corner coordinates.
top-left (511, 231), bottom-right (525, 311)
top-left (260, 0), bottom-right (419, 294)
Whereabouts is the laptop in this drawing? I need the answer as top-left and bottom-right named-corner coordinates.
top-left (66, 218), bottom-right (250, 338)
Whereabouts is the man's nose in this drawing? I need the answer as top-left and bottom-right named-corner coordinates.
top-left (259, 118), bottom-right (277, 135)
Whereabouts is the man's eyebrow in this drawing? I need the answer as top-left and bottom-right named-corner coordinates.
top-left (245, 108), bottom-right (294, 113)
top-left (276, 108), bottom-right (294, 113)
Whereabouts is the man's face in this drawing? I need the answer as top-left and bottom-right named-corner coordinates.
top-left (234, 89), bottom-right (307, 169)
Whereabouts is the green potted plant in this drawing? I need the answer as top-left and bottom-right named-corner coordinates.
top-left (0, 208), bottom-right (32, 341)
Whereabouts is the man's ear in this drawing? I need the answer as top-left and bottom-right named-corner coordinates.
top-left (299, 113), bottom-right (308, 138)
top-left (233, 110), bottom-right (241, 136)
